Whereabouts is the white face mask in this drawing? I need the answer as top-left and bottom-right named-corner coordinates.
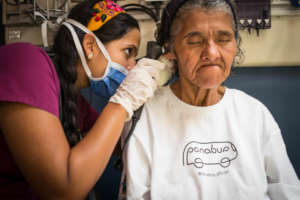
top-left (62, 19), bottom-right (128, 81)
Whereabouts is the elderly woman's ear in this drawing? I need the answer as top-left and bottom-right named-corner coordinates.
top-left (162, 43), bottom-right (177, 61)
top-left (162, 52), bottom-right (176, 61)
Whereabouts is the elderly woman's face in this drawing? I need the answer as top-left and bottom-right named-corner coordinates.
top-left (171, 9), bottom-right (237, 89)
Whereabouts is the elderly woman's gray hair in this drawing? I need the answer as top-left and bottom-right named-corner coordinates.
top-left (157, 0), bottom-right (244, 65)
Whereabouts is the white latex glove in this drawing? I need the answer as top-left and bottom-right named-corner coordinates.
top-left (109, 58), bottom-right (166, 120)
top-left (156, 55), bottom-right (175, 87)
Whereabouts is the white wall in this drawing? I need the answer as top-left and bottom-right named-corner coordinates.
top-left (239, 15), bottom-right (300, 67)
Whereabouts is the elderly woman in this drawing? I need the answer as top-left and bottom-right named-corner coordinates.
top-left (122, 0), bottom-right (300, 199)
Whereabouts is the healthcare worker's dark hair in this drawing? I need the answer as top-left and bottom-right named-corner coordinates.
top-left (52, 0), bottom-right (139, 146)
top-left (156, 0), bottom-right (243, 65)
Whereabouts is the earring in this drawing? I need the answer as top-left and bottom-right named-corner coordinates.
top-left (87, 53), bottom-right (93, 60)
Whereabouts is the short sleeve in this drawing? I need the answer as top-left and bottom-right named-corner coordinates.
top-left (77, 95), bottom-right (99, 133)
top-left (0, 42), bottom-right (60, 117)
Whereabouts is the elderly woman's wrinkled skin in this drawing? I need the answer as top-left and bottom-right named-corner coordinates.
top-left (170, 9), bottom-right (237, 106)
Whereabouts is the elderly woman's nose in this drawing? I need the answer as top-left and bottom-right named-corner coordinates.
top-left (201, 41), bottom-right (220, 61)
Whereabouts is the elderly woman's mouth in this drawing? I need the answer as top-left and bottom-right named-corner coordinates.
top-left (200, 64), bottom-right (222, 68)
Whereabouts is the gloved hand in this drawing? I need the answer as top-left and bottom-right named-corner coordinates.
top-left (156, 55), bottom-right (175, 87)
top-left (109, 58), bottom-right (166, 120)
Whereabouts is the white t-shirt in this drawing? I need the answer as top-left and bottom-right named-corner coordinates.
top-left (123, 86), bottom-right (300, 200)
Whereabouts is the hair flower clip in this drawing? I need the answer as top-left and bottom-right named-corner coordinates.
top-left (87, 0), bottom-right (125, 32)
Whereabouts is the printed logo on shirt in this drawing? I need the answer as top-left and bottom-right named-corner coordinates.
top-left (183, 141), bottom-right (238, 169)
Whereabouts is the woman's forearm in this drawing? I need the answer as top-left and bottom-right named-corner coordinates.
top-left (65, 102), bottom-right (127, 198)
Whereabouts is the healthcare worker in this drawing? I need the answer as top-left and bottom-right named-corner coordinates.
top-left (0, 0), bottom-right (164, 199)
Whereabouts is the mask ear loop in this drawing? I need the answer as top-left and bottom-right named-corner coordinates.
top-left (63, 22), bottom-right (93, 79)
top-left (62, 19), bottom-right (112, 81)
